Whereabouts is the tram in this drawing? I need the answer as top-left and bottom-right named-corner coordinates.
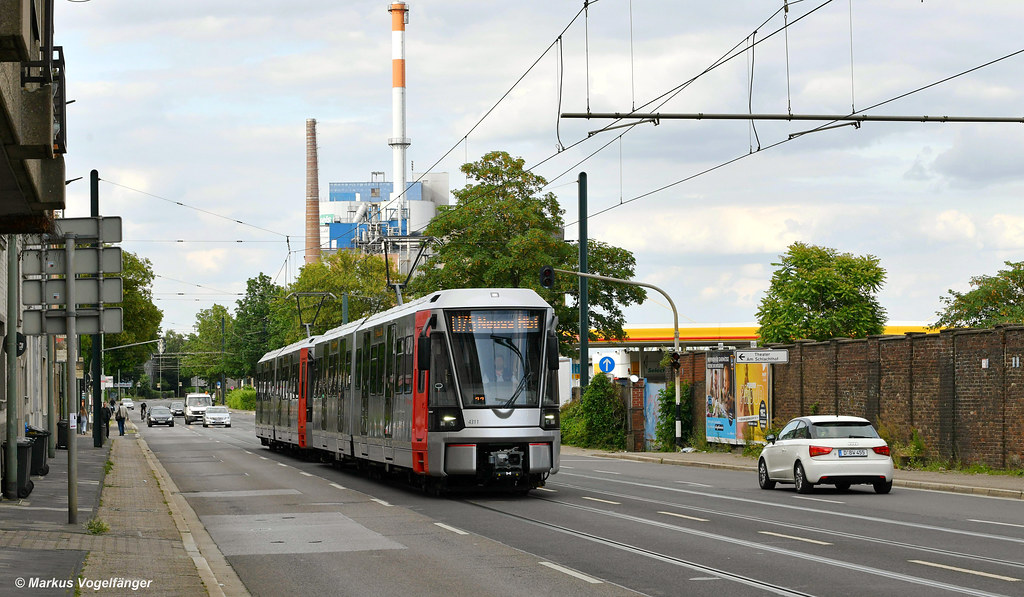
top-left (255, 288), bottom-right (561, 492)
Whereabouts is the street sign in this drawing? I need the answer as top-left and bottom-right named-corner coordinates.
top-left (22, 308), bottom-right (123, 335)
top-left (599, 356), bottom-right (615, 373)
top-left (23, 277), bottom-right (123, 306)
top-left (48, 216), bottom-right (123, 242)
top-left (735, 349), bottom-right (790, 364)
top-left (22, 247), bottom-right (122, 276)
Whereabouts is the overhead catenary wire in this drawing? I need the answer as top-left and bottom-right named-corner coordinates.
top-left (564, 47), bottom-right (1024, 228)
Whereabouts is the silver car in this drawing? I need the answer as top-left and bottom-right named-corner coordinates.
top-left (202, 406), bottom-right (231, 428)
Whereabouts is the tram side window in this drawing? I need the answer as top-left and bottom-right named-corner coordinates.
top-left (402, 334), bottom-right (413, 394)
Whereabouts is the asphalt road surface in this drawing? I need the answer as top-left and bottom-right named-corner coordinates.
top-left (136, 400), bottom-right (1024, 597)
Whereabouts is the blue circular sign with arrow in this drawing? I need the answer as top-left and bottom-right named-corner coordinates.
top-left (599, 356), bottom-right (615, 373)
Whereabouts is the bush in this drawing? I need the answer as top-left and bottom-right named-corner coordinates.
top-left (226, 386), bottom-right (257, 411)
top-left (656, 381), bottom-right (692, 451)
top-left (559, 373), bottom-right (626, 450)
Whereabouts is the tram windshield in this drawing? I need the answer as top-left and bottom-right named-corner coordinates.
top-left (446, 309), bottom-right (546, 409)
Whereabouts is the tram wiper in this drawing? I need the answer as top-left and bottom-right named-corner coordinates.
top-left (500, 372), bottom-right (531, 409)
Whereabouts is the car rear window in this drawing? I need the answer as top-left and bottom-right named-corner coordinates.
top-left (810, 422), bottom-right (880, 439)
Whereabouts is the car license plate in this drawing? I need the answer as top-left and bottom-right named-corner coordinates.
top-left (838, 449), bottom-right (868, 457)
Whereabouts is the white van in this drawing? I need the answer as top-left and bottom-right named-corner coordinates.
top-left (183, 393), bottom-right (213, 424)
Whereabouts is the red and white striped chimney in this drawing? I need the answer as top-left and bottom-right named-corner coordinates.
top-left (388, 2), bottom-right (410, 234)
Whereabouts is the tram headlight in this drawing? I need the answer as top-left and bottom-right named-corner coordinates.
top-left (428, 407), bottom-right (465, 432)
top-left (541, 407), bottom-right (560, 430)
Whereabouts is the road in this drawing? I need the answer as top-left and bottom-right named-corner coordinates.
top-left (135, 400), bottom-right (1024, 597)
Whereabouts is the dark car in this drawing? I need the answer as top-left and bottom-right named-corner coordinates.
top-left (169, 401), bottom-right (185, 416)
top-left (146, 406), bottom-right (174, 427)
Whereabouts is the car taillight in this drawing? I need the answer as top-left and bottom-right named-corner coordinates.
top-left (808, 445), bottom-right (833, 457)
top-left (873, 445), bottom-right (890, 456)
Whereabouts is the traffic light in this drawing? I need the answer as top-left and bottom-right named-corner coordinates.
top-left (670, 351), bottom-right (680, 369)
top-left (539, 265), bottom-right (555, 289)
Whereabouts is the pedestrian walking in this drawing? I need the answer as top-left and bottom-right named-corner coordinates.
top-left (101, 401), bottom-right (112, 439)
top-left (78, 404), bottom-right (88, 434)
top-left (115, 401), bottom-right (129, 436)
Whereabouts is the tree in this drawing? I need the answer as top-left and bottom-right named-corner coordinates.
top-left (181, 304), bottom-right (233, 386)
top-left (934, 260), bottom-right (1024, 328)
top-left (83, 251), bottom-right (163, 384)
top-left (559, 373), bottom-right (626, 449)
top-left (756, 242), bottom-right (887, 344)
top-left (227, 273), bottom-right (287, 377)
top-left (278, 251), bottom-right (395, 345)
top-left (409, 150), bottom-right (645, 353)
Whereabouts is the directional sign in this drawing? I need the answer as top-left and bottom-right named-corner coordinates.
top-left (23, 278), bottom-right (123, 306)
top-left (735, 349), bottom-right (789, 364)
top-left (48, 216), bottom-right (122, 243)
top-left (22, 308), bottom-right (123, 335)
top-left (598, 356), bottom-right (615, 373)
top-left (22, 247), bottom-right (122, 276)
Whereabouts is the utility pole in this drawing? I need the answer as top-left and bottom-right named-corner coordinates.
top-left (578, 172), bottom-right (589, 389)
top-left (4, 234), bottom-right (19, 500)
top-left (220, 315), bottom-right (226, 405)
top-left (553, 267), bottom-right (682, 446)
top-left (90, 170), bottom-right (104, 449)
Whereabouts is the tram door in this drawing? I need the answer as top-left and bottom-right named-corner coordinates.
top-left (298, 348), bottom-right (310, 448)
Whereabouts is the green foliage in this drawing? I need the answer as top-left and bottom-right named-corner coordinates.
top-left (226, 386), bottom-right (257, 411)
top-left (83, 251), bottom-right (163, 386)
top-left (559, 373), bottom-right (626, 450)
top-left (104, 460), bottom-right (113, 474)
top-left (756, 242), bottom-right (887, 344)
top-left (181, 304), bottom-right (233, 385)
top-left (86, 517), bottom-right (110, 535)
top-left (934, 260), bottom-right (1024, 329)
top-left (656, 381), bottom-right (692, 451)
top-left (281, 252), bottom-right (395, 345)
top-left (408, 150), bottom-right (645, 356)
top-left (227, 273), bottom-right (287, 377)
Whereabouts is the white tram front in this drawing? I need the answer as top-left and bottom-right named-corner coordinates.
top-left (255, 288), bottom-right (561, 492)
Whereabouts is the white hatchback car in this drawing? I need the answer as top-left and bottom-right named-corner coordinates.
top-left (758, 415), bottom-right (894, 494)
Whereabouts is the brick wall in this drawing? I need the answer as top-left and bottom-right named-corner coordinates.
top-left (765, 325), bottom-right (1024, 468)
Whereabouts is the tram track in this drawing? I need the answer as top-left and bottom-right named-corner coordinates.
top-left (551, 481), bottom-right (1024, 572)
top-left (463, 496), bottom-right (1018, 597)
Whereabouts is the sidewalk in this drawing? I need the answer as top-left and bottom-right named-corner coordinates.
top-left (0, 419), bottom-right (246, 596)
top-left (562, 445), bottom-right (1024, 500)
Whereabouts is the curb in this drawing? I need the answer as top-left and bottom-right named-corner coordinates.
top-left (133, 425), bottom-right (250, 596)
top-left (582, 450), bottom-right (1024, 500)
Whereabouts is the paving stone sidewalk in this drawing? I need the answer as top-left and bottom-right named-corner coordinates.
top-left (0, 420), bottom-right (245, 596)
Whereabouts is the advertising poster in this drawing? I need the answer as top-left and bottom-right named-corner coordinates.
top-left (734, 363), bottom-right (771, 444)
top-left (705, 351), bottom-right (736, 444)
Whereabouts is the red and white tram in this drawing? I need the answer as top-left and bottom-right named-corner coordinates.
top-left (255, 288), bottom-right (561, 492)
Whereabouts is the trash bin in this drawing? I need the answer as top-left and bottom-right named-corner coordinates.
top-left (1, 439), bottom-right (35, 499)
top-left (25, 426), bottom-right (50, 476)
top-left (56, 419), bottom-right (69, 450)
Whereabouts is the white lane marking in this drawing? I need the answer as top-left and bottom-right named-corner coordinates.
top-left (258, 456), bottom-right (268, 461)
top-left (558, 473), bottom-right (1024, 545)
top-left (329, 482), bottom-right (346, 490)
top-left (909, 560), bottom-right (1020, 582)
top-left (792, 495), bottom-right (844, 504)
top-left (581, 496), bottom-right (620, 505)
top-left (561, 465), bottom-right (575, 469)
top-left (536, 487), bottom-right (557, 492)
top-left (371, 498), bottom-right (393, 507)
top-left (675, 481), bottom-right (713, 488)
top-left (242, 450), bottom-right (252, 454)
top-left (659, 511), bottom-right (709, 522)
top-left (759, 531), bottom-right (833, 546)
top-left (969, 519), bottom-right (1024, 529)
top-left (538, 562), bottom-right (603, 584)
top-left (593, 470), bottom-right (621, 475)
top-left (299, 472), bottom-right (314, 477)
top-left (277, 462), bottom-right (289, 467)
top-left (434, 522), bottom-right (468, 535)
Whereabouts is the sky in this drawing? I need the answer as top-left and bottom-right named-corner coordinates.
top-left (55, 1), bottom-right (1024, 335)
